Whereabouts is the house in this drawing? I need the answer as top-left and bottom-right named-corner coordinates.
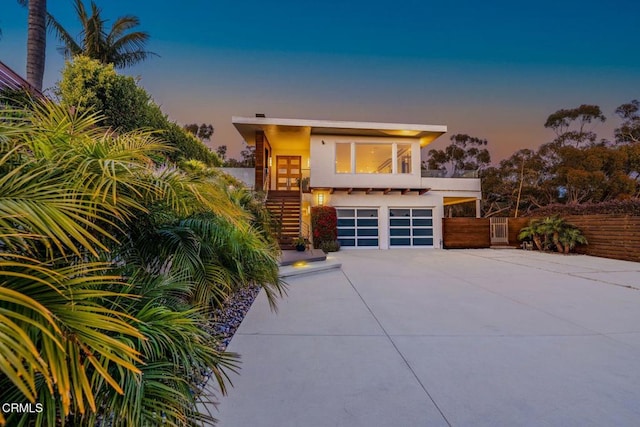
top-left (232, 115), bottom-right (481, 249)
top-left (0, 60), bottom-right (44, 98)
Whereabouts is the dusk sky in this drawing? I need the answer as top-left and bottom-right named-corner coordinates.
top-left (2, 0), bottom-right (639, 161)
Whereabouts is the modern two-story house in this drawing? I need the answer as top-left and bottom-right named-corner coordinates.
top-left (232, 115), bottom-right (481, 250)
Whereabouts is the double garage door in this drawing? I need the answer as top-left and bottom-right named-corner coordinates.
top-left (337, 208), bottom-right (434, 248)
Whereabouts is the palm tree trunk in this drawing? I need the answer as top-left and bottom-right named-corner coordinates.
top-left (26, 0), bottom-right (47, 91)
top-left (553, 232), bottom-right (564, 253)
top-left (533, 235), bottom-right (543, 251)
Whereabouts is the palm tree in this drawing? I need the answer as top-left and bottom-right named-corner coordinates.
top-left (1, 100), bottom-right (284, 425)
top-left (18, 0), bottom-right (47, 91)
top-left (558, 226), bottom-right (588, 254)
top-left (539, 216), bottom-right (567, 253)
top-left (0, 103), bottom-right (147, 425)
top-left (49, 0), bottom-right (156, 69)
top-left (518, 218), bottom-right (544, 251)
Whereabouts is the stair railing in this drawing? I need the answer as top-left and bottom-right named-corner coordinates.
top-left (262, 168), bottom-right (270, 202)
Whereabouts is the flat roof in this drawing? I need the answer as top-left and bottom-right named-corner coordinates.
top-left (232, 116), bottom-right (447, 146)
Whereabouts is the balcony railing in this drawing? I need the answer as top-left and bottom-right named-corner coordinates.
top-left (421, 169), bottom-right (479, 179)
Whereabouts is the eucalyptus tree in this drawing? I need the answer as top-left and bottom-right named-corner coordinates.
top-left (426, 133), bottom-right (491, 176)
top-left (544, 104), bottom-right (606, 148)
top-left (615, 100), bottom-right (640, 144)
top-left (49, 0), bottom-right (156, 68)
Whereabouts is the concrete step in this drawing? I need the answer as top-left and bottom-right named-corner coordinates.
top-left (279, 258), bottom-right (342, 278)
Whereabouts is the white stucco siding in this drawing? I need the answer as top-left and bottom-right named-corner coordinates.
top-left (328, 193), bottom-right (444, 250)
top-left (310, 135), bottom-right (423, 188)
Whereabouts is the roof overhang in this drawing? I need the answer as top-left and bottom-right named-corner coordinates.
top-left (443, 197), bottom-right (479, 206)
top-left (232, 116), bottom-right (447, 147)
top-left (313, 187), bottom-right (431, 195)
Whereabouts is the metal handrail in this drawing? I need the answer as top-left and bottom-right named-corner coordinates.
top-left (262, 168), bottom-right (270, 201)
top-left (301, 220), bottom-right (311, 241)
top-left (299, 178), bottom-right (304, 235)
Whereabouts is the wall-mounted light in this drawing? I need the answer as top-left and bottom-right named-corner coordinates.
top-left (317, 193), bottom-right (325, 206)
top-left (268, 157), bottom-right (272, 167)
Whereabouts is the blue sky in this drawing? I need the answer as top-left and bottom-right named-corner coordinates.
top-left (2, 0), bottom-right (639, 160)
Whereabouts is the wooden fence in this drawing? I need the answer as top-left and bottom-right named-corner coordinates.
top-left (443, 215), bottom-right (640, 263)
top-left (442, 218), bottom-right (490, 249)
top-left (563, 215), bottom-right (640, 263)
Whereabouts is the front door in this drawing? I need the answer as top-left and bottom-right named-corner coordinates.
top-left (276, 156), bottom-right (301, 191)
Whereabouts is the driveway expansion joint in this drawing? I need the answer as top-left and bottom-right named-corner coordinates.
top-left (340, 269), bottom-right (453, 427)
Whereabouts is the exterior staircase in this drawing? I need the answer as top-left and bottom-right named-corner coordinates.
top-left (265, 191), bottom-right (301, 250)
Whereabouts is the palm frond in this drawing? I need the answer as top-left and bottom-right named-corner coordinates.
top-left (0, 256), bottom-right (142, 419)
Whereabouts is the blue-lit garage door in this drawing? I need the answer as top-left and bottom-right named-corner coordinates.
top-left (389, 208), bottom-right (434, 247)
top-left (337, 208), bottom-right (379, 248)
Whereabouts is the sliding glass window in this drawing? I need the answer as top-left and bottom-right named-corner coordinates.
top-left (355, 143), bottom-right (392, 174)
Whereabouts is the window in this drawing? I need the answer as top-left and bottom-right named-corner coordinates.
top-left (337, 208), bottom-right (379, 247)
top-left (335, 143), bottom-right (351, 174)
top-left (335, 142), bottom-right (412, 174)
top-left (355, 144), bottom-right (392, 174)
top-left (397, 144), bottom-right (412, 174)
top-left (389, 208), bottom-right (433, 247)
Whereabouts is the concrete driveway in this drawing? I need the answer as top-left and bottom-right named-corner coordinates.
top-left (212, 249), bottom-right (640, 426)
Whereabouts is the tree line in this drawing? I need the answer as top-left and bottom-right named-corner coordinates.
top-left (427, 102), bottom-right (640, 217)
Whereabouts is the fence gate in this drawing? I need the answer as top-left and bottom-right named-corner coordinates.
top-left (490, 217), bottom-right (509, 245)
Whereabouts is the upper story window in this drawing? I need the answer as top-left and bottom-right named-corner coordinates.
top-left (335, 142), bottom-right (412, 174)
top-left (397, 143), bottom-right (412, 174)
top-left (336, 143), bottom-right (351, 174)
top-left (355, 143), bottom-right (392, 173)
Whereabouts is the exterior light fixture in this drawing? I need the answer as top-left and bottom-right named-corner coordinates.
top-left (317, 193), bottom-right (325, 206)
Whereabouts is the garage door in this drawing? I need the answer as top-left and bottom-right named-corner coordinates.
top-left (389, 208), bottom-right (434, 247)
top-left (337, 208), bottom-right (379, 248)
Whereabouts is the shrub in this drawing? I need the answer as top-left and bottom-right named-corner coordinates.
top-left (528, 199), bottom-right (640, 217)
top-left (320, 240), bottom-right (341, 253)
top-left (57, 56), bottom-right (221, 166)
top-left (311, 206), bottom-right (337, 248)
top-left (518, 216), bottom-right (587, 253)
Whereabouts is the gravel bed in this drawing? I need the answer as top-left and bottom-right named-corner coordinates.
top-left (208, 285), bottom-right (261, 351)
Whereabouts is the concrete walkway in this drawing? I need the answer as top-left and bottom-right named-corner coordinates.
top-left (213, 249), bottom-right (640, 426)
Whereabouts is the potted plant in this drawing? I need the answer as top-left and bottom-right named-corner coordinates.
top-left (293, 235), bottom-right (307, 252)
top-left (300, 177), bottom-right (310, 192)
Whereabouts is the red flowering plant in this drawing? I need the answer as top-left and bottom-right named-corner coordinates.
top-left (311, 206), bottom-right (337, 249)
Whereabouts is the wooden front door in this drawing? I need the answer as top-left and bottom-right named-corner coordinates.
top-left (276, 156), bottom-right (301, 191)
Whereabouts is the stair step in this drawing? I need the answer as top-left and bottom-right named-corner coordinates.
top-left (265, 191), bottom-right (303, 249)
